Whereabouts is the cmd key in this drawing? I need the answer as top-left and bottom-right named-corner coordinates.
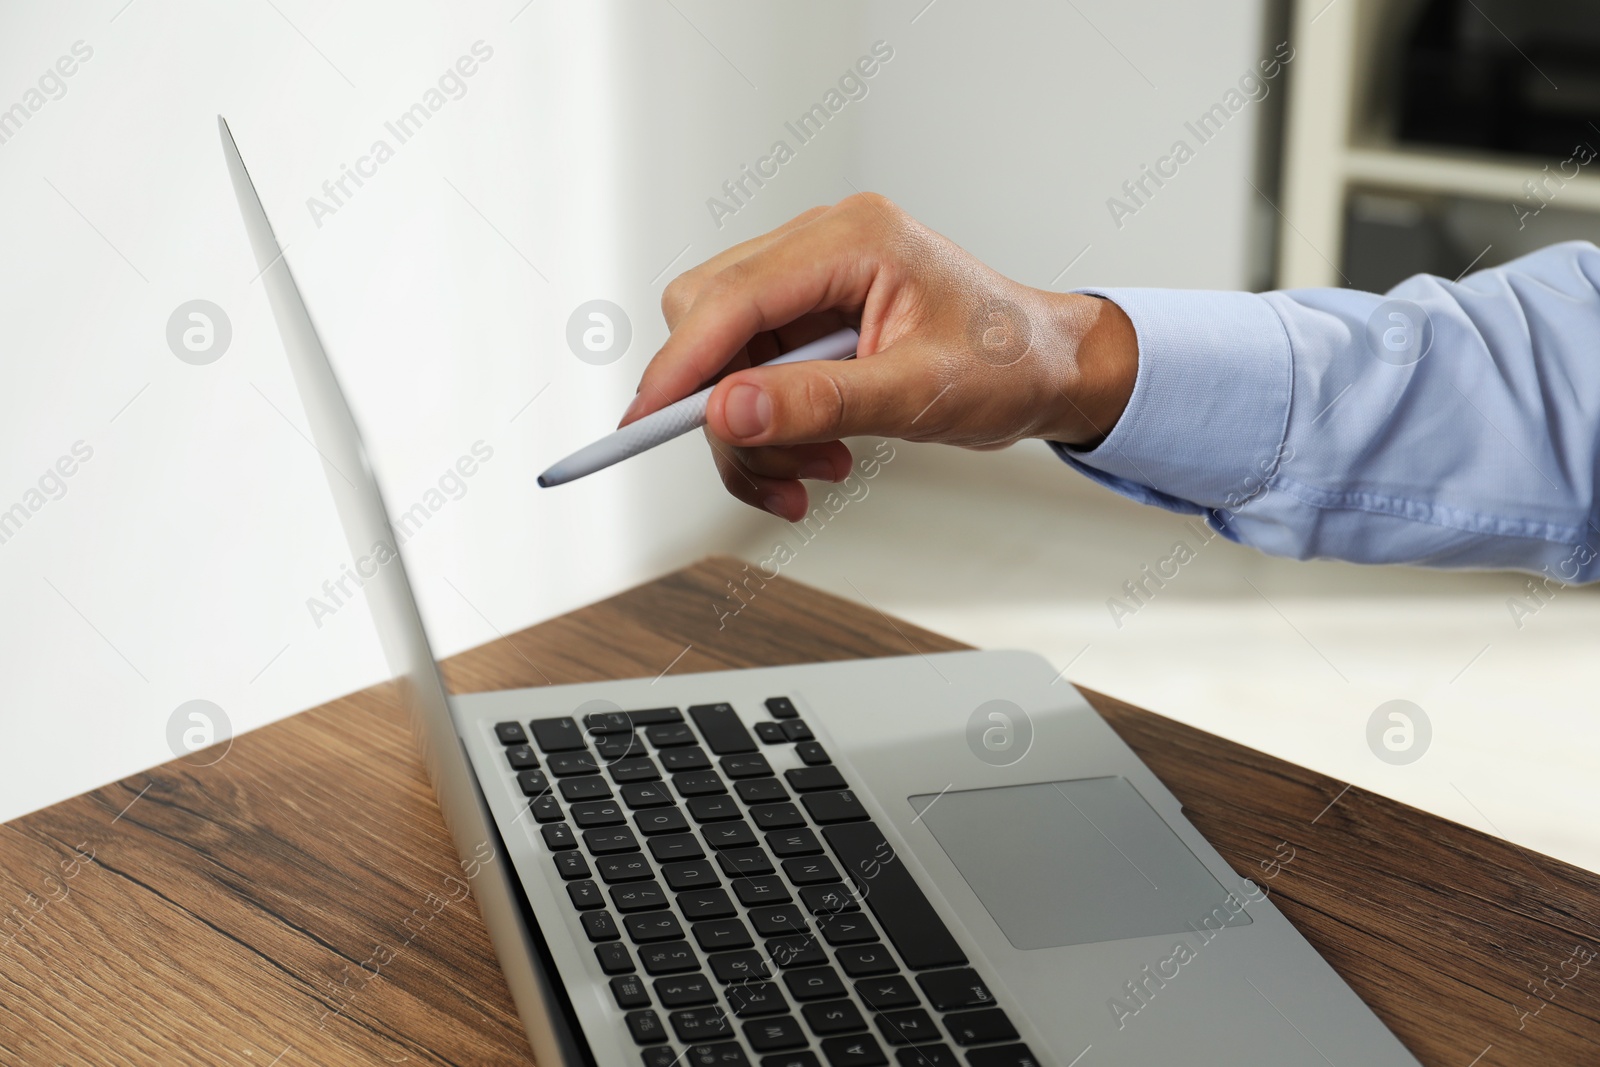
top-left (689, 703), bottom-right (758, 754)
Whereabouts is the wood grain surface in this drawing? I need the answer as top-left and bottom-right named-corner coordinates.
top-left (1, 557), bottom-right (1595, 1066)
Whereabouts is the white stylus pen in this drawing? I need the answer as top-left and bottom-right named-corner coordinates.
top-left (537, 326), bottom-right (860, 488)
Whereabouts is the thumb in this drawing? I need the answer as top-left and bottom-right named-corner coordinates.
top-left (705, 343), bottom-right (946, 447)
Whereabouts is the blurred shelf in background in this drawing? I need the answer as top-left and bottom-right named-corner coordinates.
top-left (1278, 0), bottom-right (1600, 290)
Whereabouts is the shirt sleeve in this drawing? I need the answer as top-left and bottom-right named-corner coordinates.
top-left (1053, 241), bottom-right (1600, 581)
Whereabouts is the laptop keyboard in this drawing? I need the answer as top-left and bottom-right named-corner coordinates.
top-left (493, 698), bottom-right (1039, 1067)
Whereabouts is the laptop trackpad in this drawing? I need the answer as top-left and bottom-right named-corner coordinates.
top-left (909, 777), bottom-right (1249, 949)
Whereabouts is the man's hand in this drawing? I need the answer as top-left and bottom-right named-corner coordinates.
top-left (622, 193), bottom-right (1138, 519)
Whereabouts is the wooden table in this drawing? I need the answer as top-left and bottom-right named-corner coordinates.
top-left (2, 558), bottom-right (1597, 1066)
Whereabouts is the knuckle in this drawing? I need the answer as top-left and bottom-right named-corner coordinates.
top-left (707, 260), bottom-right (751, 298)
top-left (660, 272), bottom-right (699, 321)
top-left (794, 369), bottom-right (848, 438)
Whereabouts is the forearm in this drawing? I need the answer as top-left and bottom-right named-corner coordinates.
top-left (1058, 241), bottom-right (1600, 579)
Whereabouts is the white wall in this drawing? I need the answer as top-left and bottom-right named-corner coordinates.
top-left (0, 0), bottom-right (1270, 823)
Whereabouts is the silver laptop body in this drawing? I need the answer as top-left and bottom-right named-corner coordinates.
top-left (220, 117), bottom-right (1420, 1067)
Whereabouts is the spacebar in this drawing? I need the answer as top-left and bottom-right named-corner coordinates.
top-left (823, 822), bottom-right (967, 970)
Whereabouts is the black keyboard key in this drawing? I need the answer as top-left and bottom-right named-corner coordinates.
top-left (596, 942), bottom-right (635, 974)
top-left (765, 697), bottom-right (800, 719)
top-left (804, 999), bottom-right (868, 1035)
top-left (582, 910), bottom-right (620, 942)
top-left (518, 769), bottom-right (552, 797)
top-left (737, 779), bottom-right (790, 805)
top-left (611, 973), bottom-right (651, 1009)
top-left (610, 881), bottom-right (669, 913)
top-left (548, 752), bottom-right (600, 777)
top-left (642, 1049), bottom-right (680, 1067)
top-left (767, 934), bottom-right (827, 969)
top-left (785, 766), bottom-right (846, 792)
top-left (727, 980), bottom-right (788, 1017)
top-left (894, 1046), bottom-right (959, 1067)
top-left (621, 781), bottom-right (674, 808)
top-left (732, 876), bottom-right (792, 906)
top-left (598, 853), bottom-right (654, 883)
top-left (662, 860), bottom-right (720, 891)
top-left (783, 856), bottom-right (840, 886)
top-left (530, 794), bottom-right (564, 823)
top-left (752, 804), bottom-right (807, 831)
top-left (555, 851), bottom-right (591, 880)
top-left (693, 917), bottom-right (754, 952)
top-left (686, 1043), bottom-right (751, 1067)
top-left (561, 777), bottom-right (613, 802)
top-left (495, 721), bottom-right (530, 745)
top-left (647, 723), bottom-right (697, 747)
top-left (567, 879), bottom-right (604, 909)
top-left (640, 941), bottom-right (699, 975)
top-left (720, 754), bottom-right (774, 779)
top-left (718, 848), bottom-right (774, 877)
top-left (818, 914), bottom-right (877, 946)
top-left (636, 807), bottom-right (691, 836)
top-left (655, 972), bottom-right (718, 1008)
top-left (942, 1010), bottom-right (1017, 1047)
top-left (767, 829), bottom-right (823, 857)
top-left (755, 722), bottom-right (788, 744)
top-left (709, 949), bottom-right (772, 983)
top-left (625, 1008), bottom-right (668, 1044)
top-left (677, 888), bottom-right (737, 921)
top-left (781, 721), bottom-right (815, 743)
top-left (674, 770), bottom-right (727, 797)
top-left (585, 711), bottom-right (633, 734)
top-left (803, 791), bottom-right (867, 824)
top-left (585, 827), bottom-right (641, 855)
top-left (611, 757), bottom-right (662, 783)
top-left (571, 798), bottom-right (627, 827)
top-left (532, 716), bottom-right (586, 752)
top-left (873, 1009), bottom-right (938, 1046)
top-left (796, 741), bottom-right (831, 765)
top-left (750, 905), bottom-right (809, 937)
top-left (915, 970), bottom-right (994, 1012)
top-left (835, 946), bottom-right (897, 977)
top-left (963, 1045), bottom-right (1038, 1067)
top-left (689, 703), bottom-right (759, 754)
top-left (856, 977), bottom-right (920, 1011)
top-left (626, 911), bottom-right (686, 943)
top-left (744, 1015), bottom-right (808, 1052)
top-left (596, 733), bottom-right (649, 761)
top-left (650, 834), bottom-right (706, 863)
top-left (661, 747), bottom-right (713, 773)
top-left (800, 883), bottom-right (859, 915)
top-left (825, 823), bottom-right (966, 970)
top-left (784, 965), bottom-right (847, 1001)
top-left (704, 821), bottom-right (758, 851)
top-left (820, 1035), bottom-right (887, 1067)
top-left (764, 1055), bottom-right (819, 1067)
top-left (542, 823), bottom-right (576, 851)
top-left (505, 744), bottom-right (540, 769)
top-left (689, 795), bottom-right (743, 822)
top-left (628, 706), bottom-right (684, 726)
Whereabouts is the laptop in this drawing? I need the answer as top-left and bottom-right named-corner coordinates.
top-left (218, 117), bottom-right (1421, 1067)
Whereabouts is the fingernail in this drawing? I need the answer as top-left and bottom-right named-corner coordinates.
top-left (762, 494), bottom-right (786, 517)
top-left (799, 459), bottom-right (836, 481)
top-left (724, 384), bottom-right (771, 439)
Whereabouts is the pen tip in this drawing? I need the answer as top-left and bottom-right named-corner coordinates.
top-left (536, 474), bottom-right (551, 488)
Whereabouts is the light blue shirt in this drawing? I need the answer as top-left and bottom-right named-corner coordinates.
top-left (1056, 241), bottom-right (1600, 582)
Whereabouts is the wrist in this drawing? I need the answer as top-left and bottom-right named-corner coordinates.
top-left (1036, 290), bottom-right (1138, 446)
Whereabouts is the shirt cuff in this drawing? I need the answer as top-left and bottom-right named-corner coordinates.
top-left (1051, 288), bottom-right (1293, 513)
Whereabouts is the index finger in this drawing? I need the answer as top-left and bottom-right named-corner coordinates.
top-left (630, 195), bottom-right (885, 420)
